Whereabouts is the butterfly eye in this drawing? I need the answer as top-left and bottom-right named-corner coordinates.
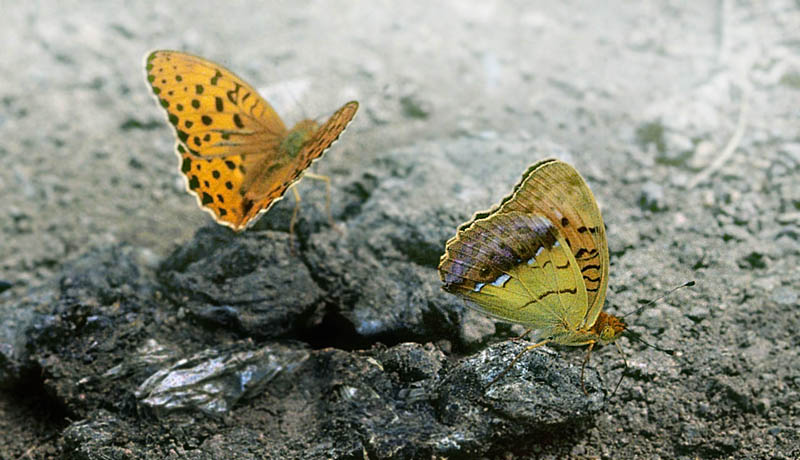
top-left (600, 327), bottom-right (614, 341)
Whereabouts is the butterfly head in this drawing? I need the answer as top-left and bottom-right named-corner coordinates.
top-left (593, 311), bottom-right (626, 345)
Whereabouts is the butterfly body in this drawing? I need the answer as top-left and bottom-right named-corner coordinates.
top-left (280, 121), bottom-right (319, 159)
top-left (145, 50), bottom-right (358, 231)
top-left (438, 159), bottom-right (624, 357)
top-left (240, 120), bottom-right (318, 198)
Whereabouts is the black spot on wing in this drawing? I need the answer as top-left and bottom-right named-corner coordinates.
top-left (233, 114), bottom-right (244, 129)
top-left (521, 287), bottom-right (579, 308)
top-left (210, 69), bottom-right (222, 85)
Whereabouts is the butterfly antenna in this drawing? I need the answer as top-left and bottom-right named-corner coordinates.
top-left (622, 281), bottom-right (695, 319)
top-left (297, 92), bottom-right (309, 121)
top-left (281, 80), bottom-right (308, 121)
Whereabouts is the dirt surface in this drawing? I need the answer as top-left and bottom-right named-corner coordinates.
top-left (2, 1), bottom-right (800, 459)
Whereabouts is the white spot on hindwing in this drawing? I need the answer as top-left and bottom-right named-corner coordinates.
top-left (529, 245), bottom-right (545, 265)
top-left (474, 273), bottom-right (511, 292)
top-left (491, 273), bottom-right (511, 287)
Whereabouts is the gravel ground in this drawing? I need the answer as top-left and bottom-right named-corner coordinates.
top-left (1, 1), bottom-right (799, 458)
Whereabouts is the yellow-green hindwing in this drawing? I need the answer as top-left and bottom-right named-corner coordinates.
top-left (438, 160), bottom-right (609, 343)
top-left (442, 212), bottom-right (589, 340)
top-left (495, 160), bottom-right (609, 329)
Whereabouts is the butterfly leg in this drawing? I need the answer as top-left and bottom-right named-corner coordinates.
top-left (581, 342), bottom-right (597, 396)
top-left (488, 339), bottom-right (550, 388)
top-left (512, 328), bottom-right (533, 342)
top-left (303, 172), bottom-right (340, 233)
top-left (288, 186), bottom-right (302, 250)
top-left (609, 341), bottom-right (628, 398)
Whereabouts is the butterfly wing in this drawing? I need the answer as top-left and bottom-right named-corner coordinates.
top-left (489, 159), bottom-right (609, 329)
top-left (145, 50), bottom-right (289, 230)
top-left (234, 101), bottom-right (359, 227)
top-left (439, 211), bottom-right (590, 339)
top-left (297, 101), bottom-right (359, 169)
top-left (146, 50), bottom-right (287, 156)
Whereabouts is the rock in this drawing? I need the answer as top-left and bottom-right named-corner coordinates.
top-left (686, 306), bottom-right (710, 323)
top-left (136, 343), bottom-right (310, 416)
top-left (159, 227), bottom-right (325, 339)
top-left (638, 181), bottom-right (667, 212)
top-left (739, 252), bottom-right (767, 269)
top-left (0, 287), bottom-right (47, 388)
top-left (24, 245), bottom-right (161, 417)
top-left (62, 410), bottom-right (135, 459)
top-left (436, 341), bottom-right (605, 430)
top-left (770, 287), bottom-right (797, 306)
top-left (14, 232), bottom-right (617, 459)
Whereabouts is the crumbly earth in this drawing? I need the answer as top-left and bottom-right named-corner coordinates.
top-left (1, 1), bottom-right (799, 459)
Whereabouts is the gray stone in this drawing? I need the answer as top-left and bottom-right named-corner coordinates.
top-left (136, 343), bottom-right (310, 416)
top-left (638, 181), bottom-right (667, 212)
top-left (159, 227), bottom-right (325, 339)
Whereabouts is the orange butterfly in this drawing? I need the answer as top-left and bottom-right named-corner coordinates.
top-left (145, 50), bottom-right (358, 231)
